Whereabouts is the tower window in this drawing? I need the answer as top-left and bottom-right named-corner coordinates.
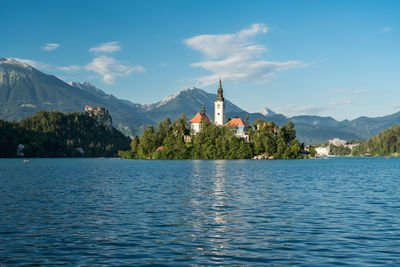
top-left (217, 113), bottom-right (220, 115)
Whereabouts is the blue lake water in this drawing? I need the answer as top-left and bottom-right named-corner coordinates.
top-left (1, 158), bottom-right (400, 265)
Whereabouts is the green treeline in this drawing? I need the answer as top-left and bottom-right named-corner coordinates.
top-left (0, 111), bottom-right (130, 157)
top-left (119, 116), bottom-right (304, 159)
top-left (352, 123), bottom-right (400, 157)
top-left (330, 144), bottom-right (352, 156)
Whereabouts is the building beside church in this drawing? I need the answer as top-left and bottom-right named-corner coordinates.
top-left (190, 106), bottom-right (211, 134)
top-left (224, 118), bottom-right (251, 142)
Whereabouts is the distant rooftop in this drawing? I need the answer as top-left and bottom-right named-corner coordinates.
top-left (225, 118), bottom-right (251, 127)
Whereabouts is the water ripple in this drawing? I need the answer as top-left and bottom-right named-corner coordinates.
top-left (1, 158), bottom-right (400, 265)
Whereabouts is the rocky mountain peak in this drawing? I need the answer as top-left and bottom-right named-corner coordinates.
top-left (154, 87), bottom-right (205, 108)
top-left (0, 58), bottom-right (31, 69)
top-left (68, 81), bottom-right (96, 89)
top-left (68, 81), bottom-right (107, 96)
top-left (260, 107), bottom-right (276, 116)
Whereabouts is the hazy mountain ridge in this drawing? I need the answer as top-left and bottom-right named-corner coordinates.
top-left (0, 58), bottom-right (104, 121)
top-left (0, 58), bottom-right (152, 136)
top-left (1, 57), bottom-right (400, 144)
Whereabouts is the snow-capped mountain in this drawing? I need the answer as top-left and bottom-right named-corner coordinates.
top-left (2, 57), bottom-right (400, 144)
top-left (0, 58), bottom-right (151, 135)
top-left (260, 107), bottom-right (276, 116)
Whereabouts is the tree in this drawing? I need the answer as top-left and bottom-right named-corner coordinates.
top-left (117, 115), bottom-right (306, 160)
top-left (237, 140), bottom-right (253, 159)
top-left (281, 121), bottom-right (296, 144)
top-left (156, 118), bottom-right (171, 145)
top-left (172, 114), bottom-right (189, 136)
top-left (287, 139), bottom-right (302, 159)
top-left (140, 126), bottom-right (157, 159)
top-left (275, 130), bottom-right (287, 159)
top-left (309, 146), bottom-right (316, 157)
top-left (119, 136), bottom-right (140, 159)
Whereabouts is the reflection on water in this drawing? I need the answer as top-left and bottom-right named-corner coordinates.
top-left (212, 160), bottom-right (227, 225)
top-left (1, 158), bottom-right (400, 265)
top-left (188, 160), bottom-right (231, 262)
top-left (209, 161), bottom-right (230, 260)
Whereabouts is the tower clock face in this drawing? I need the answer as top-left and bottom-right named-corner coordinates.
top-left (217, 104), bottom-right (221, 109)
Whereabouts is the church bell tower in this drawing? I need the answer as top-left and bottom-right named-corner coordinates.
top-left (214, 78), bottom-right (225, 126)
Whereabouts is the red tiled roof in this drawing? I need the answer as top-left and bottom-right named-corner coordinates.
top-left (190, 112), bottom-right (211, 124)
top-left (225, 118), bottom-right (251, 127)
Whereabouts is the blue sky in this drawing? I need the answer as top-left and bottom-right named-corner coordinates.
top-left (2, 0), bottom-right (399, 120)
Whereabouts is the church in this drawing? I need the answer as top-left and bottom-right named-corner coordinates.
top-left (190, 79), bottom-right (251, 141)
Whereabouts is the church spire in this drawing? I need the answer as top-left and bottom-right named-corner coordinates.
top-left (216, 77), bottom-right (224, 101)
top-left (214, 77), bottom-right (225, 126)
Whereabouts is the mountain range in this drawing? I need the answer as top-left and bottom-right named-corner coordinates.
top-left (1, 57), bottom-right (399, 144)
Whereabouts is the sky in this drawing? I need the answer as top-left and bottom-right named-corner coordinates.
top-left (1, 0), bottom-right (399, 120)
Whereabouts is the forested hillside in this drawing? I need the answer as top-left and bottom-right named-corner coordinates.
top-left (352, 124), bottom-right (400, 157)
top-left (0, 111), bottom-right (130, 157)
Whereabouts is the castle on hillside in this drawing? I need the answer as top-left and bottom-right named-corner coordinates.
top-left (84, 105), bottom-right (112, 131)
top-left (85, 105), bottom-right (108, 113)
top-left (190, 78), bottom-right (250, 141)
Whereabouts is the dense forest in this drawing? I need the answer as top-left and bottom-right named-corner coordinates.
top-left (330, 144), bottom-right (352, 156)
top-left (119, 116), bottom-right (305, 159)
top-left (352, 123), bottom-right (400, 157)
top-left (0, 111), bottom-right (131, 157)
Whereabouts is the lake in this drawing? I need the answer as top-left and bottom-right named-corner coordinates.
top-left (1, 158), bottom-right (400, 265)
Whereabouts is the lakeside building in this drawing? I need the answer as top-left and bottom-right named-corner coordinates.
top-left (316, 146), bottom-right (330, 156)
top-left (315, 138), bottom-right (360, 156)
top-left (328, 138), bottom-right (347, 147)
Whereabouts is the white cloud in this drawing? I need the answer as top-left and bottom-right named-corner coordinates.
top-left (15, 58), bottom-right (80, 73)
top-left (14, 56), bottom-right (145, 84)
top-left (14, 58), bottom-right (52, 70)
top-left (238, 23), bottom-right (269, 38)
top-left (278, 89), bottom-right (370, 116)
top-left (391, 104), bottom-right (400, 110)
top-left (329, 88), bottom-right (368, 95)
top-left (58, 65), bottom-right (82, 72)
top-left (85, 56), bottom-right (145, 84)
top-left (89, 41), bottom-right (121, 53)
top-left (277, 104), bottom-right (334, 116)
top-left (349, 89), bottom-right (368, 95)
top-left (42, 43), bottom-right (60, 51)
top-left (185, 23), bottom-right (303, 86)
top-left (381, 26), bottom-right (392, 32)
top-left (328, 97), bottom-right (352, 106)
